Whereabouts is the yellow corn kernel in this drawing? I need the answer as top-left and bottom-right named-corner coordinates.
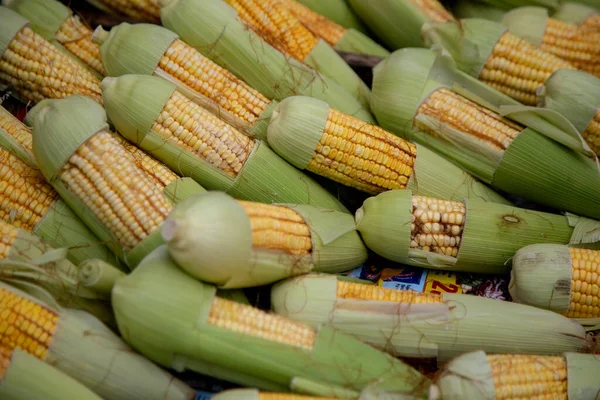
top-left (238, 201), bottom-right (312, 255)
top-left (410, 196), bottom-right (466, 257)
top-left (112, 134), bottom-right (178, 189)
top-left (222, 0), bottom-right (319, 61)
top-left (0, 345), bottom-right (12, 379)
top-left (0, 221), bottom-right (17, 259)
top-left (56, 16), bottom-right (106, 76)
top-left (416, 88), bottom-right (524, 152)
top-left (581, 15), bottom-right (600, 33)
top-left (487, 354), bottom-right (568, 399)
top-left (567, 247), bottom-right (600, 318)
top-left (408, 0), bottom-right (455, 23)
top-left (279, 0), bottom-right (346, 46)
top-left (152, 91), bottom-right (255, 178)
top-left (0, 27), bottom-right (102, 105)
top-left (59, 131), bottom-right (172, 251)
top-left (259, 394), bottom-right (338, 400)
top-left (336, 280), bottom-right (443, 304)
top-left (582, 109), bottom-right (600, 156)
top-left (540, 19), bottom-right (600, 78)
top-left (0, 107), bottom-right (32, 152)
top-left (479, 32), bottom-right (576, 105)
top-left (91, 0), bottom-right (160, 23)
top-left (157, 39), bottom-right (270, 126)
top-left (309, 108), bottom-right (417, 195)
top-left (0, 285), bottom-right (59, 361)
top-left (207, 296), bottom-right (316, 350)
top-left (0, 149), bottom-right (58, 231)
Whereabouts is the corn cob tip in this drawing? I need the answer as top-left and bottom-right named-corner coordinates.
top-left (91, 25), bottom-right (109, 45)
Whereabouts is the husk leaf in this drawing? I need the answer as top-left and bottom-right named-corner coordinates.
top-left (453, 0), bottom-right (506, 22)
top-left (566, 353), bottom-right (600, 399)
top-left (291, 377), bottom-right (360, 399)
top-left (295, 0), bottom-right (367, 32)
top-left (111, 246), bottom-right (431, 396)
top-left (78, 258), bottom-right (126, 298)
top-left (6, 0), bottom-right (69, 40)
top-left (334, 29), bottom-right (390, 58)
top-left (501, 6), bottom-right (549, 46)
top-left (211, 389), bottom-right (260, 400)
top-left (430, 351), bottom-right (495, 400)
top-left (553, 2), bottom-right (598, 23)
top-left (0, 6), bottom-right (28, 56)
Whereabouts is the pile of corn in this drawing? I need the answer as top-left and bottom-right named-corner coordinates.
top-left (0, 0), bottom-right (599, 398)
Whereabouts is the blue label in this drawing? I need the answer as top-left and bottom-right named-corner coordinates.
top-left (195, 391), bottom-right (214, 400)
top-left (379, 267), bottom-right (427, 292)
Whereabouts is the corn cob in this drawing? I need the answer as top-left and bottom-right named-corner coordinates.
top-left (271, 274), bottom-right (591, 363)
top-left (212, 389), bottom-right (338, 400)
top-left (346, 0), bottom-right (455, 49)
top-left (267, 96), bottom-right (509, 203)
top-left (111, 245), bottom-right (430, 396)
top-left (502, 7), bottom-right (600, 78)
top-left (354, 189), bottom-right (574, 274)
top-left (101, 74), bottom-right (347, 212)
top-left (538, 69), bottom-right (600, 157)
top-left (28, 95), bottom-right (205, 268)
top-left (161, 191), bottom-right (366, 288)
top-left (216, 0), bottom-right (371, 109)
top-left (0, 346), bottom-right (103, 400)
top-left (371, 47), bottom-right (600, 220)
top-left (85, 0), bottom-right (160, 23)
top-left (6, 0), bottom-right (105, 76)
top-left (159, 0), bottom-right (375, 124)
top-left (92, 23), bottom-right (273, 139)
top-left (0, 282), bottom-right (196, 399)
top-left (0, 105), bottom-right (120, 267)
top-left (279, 0), bottom-right (389, 57)
top-left (0, 7), bottom-right (102, 105)
top-left (431, 350), bottom-right (600, 400)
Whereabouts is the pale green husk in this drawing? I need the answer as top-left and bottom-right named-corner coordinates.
top-left (539, 69), bottom-right (600, 133)
top-left (159, 0), bottom-right (374, 123)
top-left (162, 191), bottom-right (366, 288)
top-left (78, 258), bottom-right (126, 298)
top-left (509, 244), bottom-right (572, 314)
top-left (475, 0), bottom-right (560, 10)
top-left (566, 353), bottom-right (600, 399)
top-left (346, 0), bottom-right (445, 49)
top-left (163, 177), bottom-right (206, 204)
top-left (355, 189), bottom-right (572, 273)
top-left (0, 6), bottom-right (28, 56)
top-left (0, 348), bottom-right (103, 400)
top-left (502, 6), bottom-right (549, 46)
top-left (553, 3), bottom-right (598, 23)
top-left (429, 351), bottom-right (494, 400)
top-left (271, 274), bottom-right (590, 363)
top-left (296, 0), bottom-right (367, 32)
top-left (334, 29), bottom-right (390, 58)
top-left (304, 40), bottom-right (371, 109)
top-left (6, 0), bottom-right (69, 40)
top-left (111, 246), bottom-right (430, 396)
top-left (453, 0), bottom-right (506, 22)
top-left (102, 74), bottom-right (346, 212)
top-left (211, 389), bottom-right (260, 400)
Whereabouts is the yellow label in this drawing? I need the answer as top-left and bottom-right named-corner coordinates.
top-left (424, 270), bottom-right (462, 295)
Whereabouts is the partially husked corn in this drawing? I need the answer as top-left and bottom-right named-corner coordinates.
top-left (89, 0), bottom-right (160, 23)
top-left (56, 16), bottom-right (105, 76)
top-left (567, 248), bottom-right (600, 319)
top-left (279, 0), bottom-right (346, 46)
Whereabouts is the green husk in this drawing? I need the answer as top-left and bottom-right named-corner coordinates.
top-left (303, 40), bottom-right (371, 109)
top-left (346, 0), bottom-right (452, 49)
top-left (295, 0), bottom-right (367, 32)
top-left (355, 189), bottom-right (573, 273)
top-left (6, 0), bottom-right (69, 40)
top-left (453, 0), bottom-right (506, 22)
top-left (429, 351), bottom-right (496, 400)
top-left (159, 0), bottom-right (375, 124)
top-left (111, 246), bottom-right (431, 396)
top-left (271, 273), bottom-right (591, 363)
top-left (162, 191), bottom-right (366, 288)
top-left (566, 353), bottom-right (600, 399)
top-left (102, 74), bottom-right (347, 212)
top-left (474, 0), bottom-right (560, 10)
top-left (268, 95), bottom-right (509, 204)
top-left (334, 29), bottom-right (390, 58)
top-left (78, 258), bottom-right (126, 298)
top-left (502, 6), bottom-right (550, 46)
top-left (553, 3), bottom-right (598, 23)
top-left (539, 69), bottom-right (600, 134)
top-left (0, 6), bottom-right (28, 56)
top-left (0, 348), bottom-right (103, 400)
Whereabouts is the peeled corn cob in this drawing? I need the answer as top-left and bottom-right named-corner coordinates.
top-left (0, 105), bottom-right (119, 267)
top-left (271, 274), bottom-right (591, 363)
top-left (159, 0), bottom-right (374, 124)
top-left (162, 191), bottom-right (366, 288)
top-left (111, 246), bottom-right (430, 397)
top-left (28, 95), bottom-right (205, 268)
top-left (538, 69), bottom-right (600, 156)
top-left (502, 7), bottom-right (600, 77)
top-left (371, 47), bottom-right (600, 220)
top-left (101, 74), bottom-right (347, 212)
top-left (216, 0), bottom-right (371, 108)
top-left (0, 282), bottom-right (196, 400)
top-left (423, 18), bottom-right (576, 106)
top-left (431, 350), bottom-right (600, 400)
top-left (267, 96), bottom-right (509, 203)
top-left (6, 0), bottom-right (105, 76)
top-left (212, 389), bottom-right (338, 400)
top-left (0, 7), bottom-right (102, 104)
top-left (346, 0), bottom-right (456, 49)
top-left (85, 0), bottom-right (160, 23)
